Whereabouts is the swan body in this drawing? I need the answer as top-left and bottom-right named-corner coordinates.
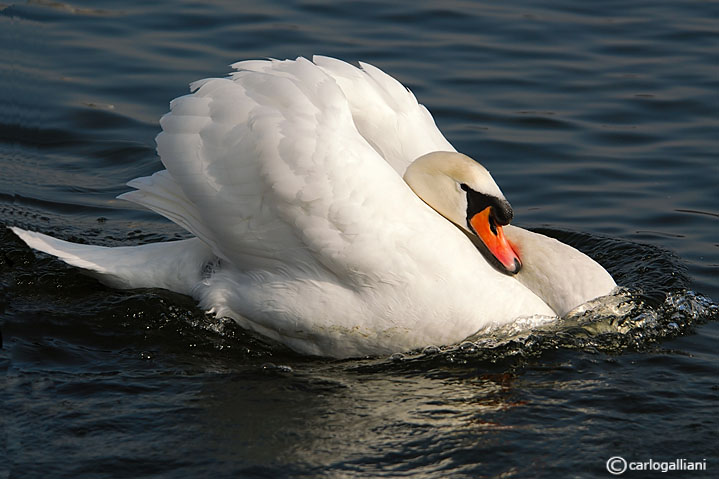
top-left (11, 56), bottom-right (616, 358)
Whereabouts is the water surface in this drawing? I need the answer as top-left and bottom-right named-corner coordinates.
top-left (2, 1), bottom-right (717, 478)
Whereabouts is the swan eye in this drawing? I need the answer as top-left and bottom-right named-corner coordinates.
top-left (460, 183), bottom-right (469, 192)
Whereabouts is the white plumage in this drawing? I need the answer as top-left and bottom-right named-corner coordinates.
top-left (12, 56), bottom-right (616, 358)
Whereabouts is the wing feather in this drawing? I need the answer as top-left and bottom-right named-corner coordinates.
top-left (313, 56), bottom-right (455, 175)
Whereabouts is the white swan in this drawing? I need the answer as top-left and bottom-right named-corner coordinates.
top-left (11, 56), bottom-right (616, 358)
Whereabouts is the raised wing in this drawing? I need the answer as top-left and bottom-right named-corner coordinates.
top-left (120, 57), bottom-right (436, 284)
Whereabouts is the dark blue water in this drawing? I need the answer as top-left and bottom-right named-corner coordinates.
top-left (1, 1), bottom-right (717, 478)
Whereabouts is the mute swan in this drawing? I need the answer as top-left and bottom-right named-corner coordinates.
top-left (11, 56), bottom-right (616, 358)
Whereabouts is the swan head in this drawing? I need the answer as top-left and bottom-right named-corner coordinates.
top-left (403, 151), bottom-right (521, 274)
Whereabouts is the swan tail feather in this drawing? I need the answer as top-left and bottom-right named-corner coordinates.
top-left (10, 227), bottom-right (214, 296)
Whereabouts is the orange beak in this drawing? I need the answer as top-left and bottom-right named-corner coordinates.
top-left (469, 207), bottom-right (522, 274)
